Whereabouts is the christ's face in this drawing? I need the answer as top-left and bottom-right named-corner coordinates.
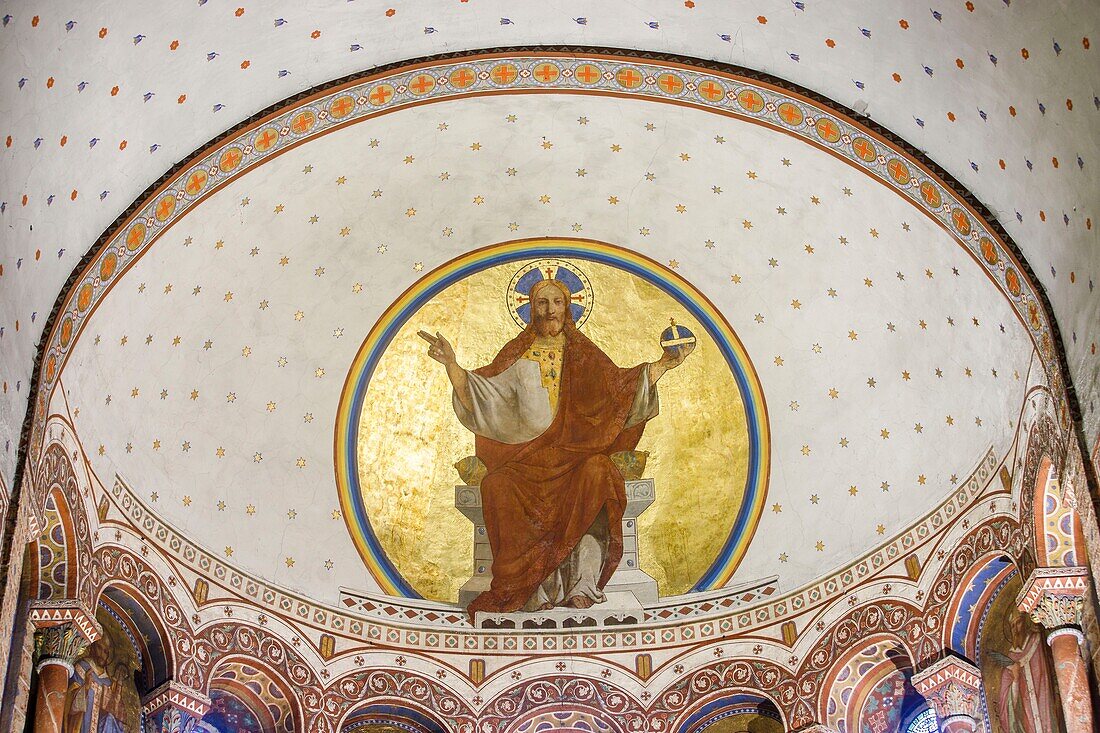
top-left (532, 286), bottom-right (567, 336)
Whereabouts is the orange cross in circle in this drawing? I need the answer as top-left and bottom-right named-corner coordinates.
top-left (853, 139), bottom-right (874, 160)
top-left (659, 75), bottom-right (684, 94)
top-left (330, 97), bottom-right (353, 117)
top-left (185, 172), bottom-right (205, 195)
top-left (221, 149), bottom-right (241, 169)
top-left (617, 69), bottom-right (641, 87)
top-left (888, 159), bottom-right (908, 181)
top-left (491, 65), bottom-right (517, 84)
top-left (156, 198), bottom-right (174, 219)
top-left (369, 86), bottom-right (393, 105)
top-left (410, 75), bottom-right (433, 94)
top-left (575, 65), bottom-right (599, 83)
top-left (255, 129), bottom-right (277, 149)
top-left (534, 64), bottom-right (557, 82)
top-left (291, 112), bottom-right (314, 134)
top-left (699, 81), bottom-right (722, 100)
top-left (779, 104), bottom-right (802, 125)
top-left (451, 69), bottom-right (474, 87)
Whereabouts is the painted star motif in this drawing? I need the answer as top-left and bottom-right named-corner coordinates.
top-left (296, 457), bottom-right (306, 468)
top-left (246, 503), bottom-right (256, 514)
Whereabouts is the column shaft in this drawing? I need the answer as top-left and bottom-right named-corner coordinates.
top-left (1048, 629), bottom-right (1095, 733)
top-left (32, 660), bottom-right (71, 733)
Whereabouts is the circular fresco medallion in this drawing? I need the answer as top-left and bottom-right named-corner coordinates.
top-left (338, 240), bottom-right (767, 602)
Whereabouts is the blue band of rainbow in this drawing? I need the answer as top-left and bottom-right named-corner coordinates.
top-left (334, 238), bottom-right (770, 598)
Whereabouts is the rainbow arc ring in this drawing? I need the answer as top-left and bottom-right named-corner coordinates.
top-left (335, 237), bottom-right (770, 599)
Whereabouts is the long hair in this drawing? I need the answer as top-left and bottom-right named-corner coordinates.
top-left (475, 279), bottom-right (577, 378)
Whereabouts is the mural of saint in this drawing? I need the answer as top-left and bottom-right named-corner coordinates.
top-left (980, 575), bottom-right (1063, 733)
top-left (62, 611), bottom-right (141, 733)
top-left (420, 263), bottom-right (693, 616)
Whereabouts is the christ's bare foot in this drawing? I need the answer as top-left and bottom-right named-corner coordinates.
top-left (536, 602), bottom-right (554, 612)
top-left (563, 594), bottom-right (594, 609)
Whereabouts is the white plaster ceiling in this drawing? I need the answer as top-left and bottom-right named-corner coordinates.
top-left (0, 2), bottom-right (1096, 596)
top-left (60, 91), bottom-right (1033, 604)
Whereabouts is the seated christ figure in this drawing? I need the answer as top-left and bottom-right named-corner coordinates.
top-left (420, 273), bottom-right (692, 618)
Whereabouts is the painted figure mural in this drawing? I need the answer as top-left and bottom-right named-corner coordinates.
top-left (420, 260), bottom-right (693, 615)
top-left (980, 575), bottom-right (1063, 733)
top-left (62, 612), bottom-right (141, 733)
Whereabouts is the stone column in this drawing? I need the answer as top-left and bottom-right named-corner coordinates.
top-left (142, 680), bottom-right (212, 733)
top-left (911, 655), bottom-right (982, 733)
top-left (1017, 566), bottom-right (1095, 733)
top-left (28, 601), bottom-right (101, 733)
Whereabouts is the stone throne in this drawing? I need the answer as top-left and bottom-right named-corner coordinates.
top-left (454, 452), bottom-right (659, 628)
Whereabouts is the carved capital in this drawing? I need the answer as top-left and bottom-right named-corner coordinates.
top-left (33, 623), bottom-right (90, 672)
top-left (30, 600), bottom-right (101, 670)
top-left (141, 680), bottom-right (212, 719)
top-left (912, 655), bottom-right (982, 721)
top-left (1016, 566), bottom-right (1089, 628)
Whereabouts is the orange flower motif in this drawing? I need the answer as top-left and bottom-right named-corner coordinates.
top-left (1008, 105), bottom-right (1016, 116)
top-left (966, 1), bottom-right (974, 10)
top-left (1052, 157), bottom-right (1059, 168)
top-left (119, 140), bottom-right (127, 150)
top-left (1084, 37), bottom-right (1090, 50)
top-left (946, 112), bottom-right (955, 121)
top-left (177, 94), bottom-right (187, 104)
top-left (111, 85), bottom-right (119, 96)
top-left (71, 190), bottom-right (78, 200)
top-left (892, 72), bottom-right (902, 83)
top-left (998, 159), bottom-right (1006, 170)
top-left (825, 38), bottom-right (836, 48)
top-left (1066, 98), bottom-right (1073, 110)
top-left (31, 15), bottom-right (39, 27)
top-left (235, 7), bottom-right (245, 16)
top-left (240, 60), bottom-right (250, 69)
top-left (99, 27), bottom-right (108, 38)
top-left (1020, 47), bottom-right (1029, 59)
top-left (684, 0), bottom-right (695, 6)
top-left (46, 77), bottom-right (54, 89)
top-left (899, 19), bottom-right (909, 29)
top-left (311, 29), bottom-right (321, 38)
top-left (385, 8), bottom-right (396, 16)
top-left (757, 15), bottom-right (767, 24)
top-left (955, 58), bottom-right (964, 68)
top-left (170, 40), bottom-right (180, 50)
top-left (4, 136), bottom-right (10, 148)
top-left (60, 135), bottom-right (67, 146)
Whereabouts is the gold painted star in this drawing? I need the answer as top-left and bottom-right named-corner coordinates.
top-left (314, 267), bottom-right (325, 277)
top-left (779, 553), bottom-right (789, 563)
top-left (120, 335), bottom-right (128, 345)
top-left (876, 524), bottom-right (886, 535)
top-left (867, 377), bottom-right (877, 388)
top-left (332, 509), bottom-right (342, 520)
top-left (810, 196), bottom-right (820, 205)
top-left (439, 171), bottom-right (450, 181)
top-left (812, 343), bottom-right (823, 353)
top-left (714, 186), bottom-right (723, 194)
top-left (917, 474), bottom-right (927, 485)
top-left (506, 168), bottom-right (517, 176)
top-left (279, 256), bottom-right (290, 266)
top-left (267, 401), bottom-right (277, 412)
top-left (610, 144), bottom-right (621, 152)
top-left (152, 439), bottom-right (161, 450)
top-left (164, 283), bottom-right (173, 293)
top-left (810, 494), bottom-right (820, 505)
top-left (472, 195), bottom-right (485, 205)
top-left (241, 346), bottom-right (252, 357)
top-left (336, 176), bottom-right (347, 185)
top-left (676, 204), bottom-right (687, 213)
top-left (253, 453), bottom-right (262, 463)
top-left (413, 262), bottom-right (424, 272)
top-left (287, 509), bottom-right (297, 519)
top-left (849, 486), bottom-right (858, 496)
top-left (539, 194), bottom-right (551, 204)
top-left (151, 491), bottom-right (159, 501)
top-left (828, 388), bottom-right (839, 399)
top-left (508, 222), bottom-right (519, 231)
top-left (192, 286), bottom-right (202, 295)
top-left (314, 367), bottom-right (325, 378)
top-left (730, 274), bottom-right (742, 284)
top-left (302, 165), bottom-right (313, 174)
top-left (308, 215), bottom-right (319, 224)
top-left (715, 135), bottom-right (725, 143)
top-left (667, 258), bottom-right (678, 268)
top-left (296, 457), bottom-right (306, 468)
top-left (339, 227), bottom-right (351, 237)
top-left (848, 331), bottom-right (858, 341)
top-left (864, 278), bottom-right (873, 287)
top-left (372, 189), bottom-right (383, 198)
top-left (224, 546), bottom-right (234, 557)
top-left (226, 392), bottom-right (236, 403)
top-left (773, 355), bottom-right (784, 366)
top-left (815, 541), bottom-right (825, 552)
top-left (839, 437), bottom-right (849, 447)
top-left (324, 560), bottom-right (334, 570)
top-left (442, 227), bottom-right (453, 237)
top-left (838, 236), bottom-right (848, 245)
top-left (576, 169), bottom-right (587, 177)
top-left (946, 415), bottom-right (955, 425)
top-left (403, 155), bottom-right (415, 164)
top-left (880, 428), bottom-right (890, 439)
top-left (369, 139), bottom-right (380, 148)
top-left (405, 208), bottom-right (416, 217)
top-left (173, 336), bottom-right (182, 346)
top-left (791, 299), bottom-right (801, 309)
top-left (216, 447), bottom-right (226, 457)
top-left (352, 282), bottom-right (364, 293)
top-left (608, 196), bottom-right (619, 205)
top-left (781, 158), bottom-right (791, 166)
top-left (294, 310), bottom-right (304, 321)
top-left (881, 481), bottom-right (890, 492)
top-left (190, 389), bottom-right (199, 400)
top-left (507, 114), bottom-right (518, 122)
top-left (131, 387), bottom-right (140, 398)
top-left (704, 239), bottom-right (715, 249)
top-left (914, 423), bottom-right (924, 433)
top-left (182, 494), bottom-right (192, 505)
top-left (303, 413), bottom-right (314, 423)
top-left (800, 445), bottom-right (810, 456)
top-left (902, 371), bottom-right (911, 381)
top-left (217, 501), bottom-right (226, 510)
top-left (285, 557), bottom-right (295, 568)
top-left (789, 401), bottom-right (800, 411)
top-left (274, 204), bottom-right (284, 213)
top-left (772, 503), bottom-right (783, 513)
top-left (742, 220), bottom-right (753, 229)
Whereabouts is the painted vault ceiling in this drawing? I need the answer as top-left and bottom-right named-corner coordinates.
top-left (0, 2), bottom-right (1097, 621)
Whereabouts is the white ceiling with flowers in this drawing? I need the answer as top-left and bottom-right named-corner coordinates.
top-left (1, 1), bottom-right (1097, 606)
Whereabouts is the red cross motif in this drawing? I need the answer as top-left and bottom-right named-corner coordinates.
top-left (291, 112), bottom-right (315, 134)
top-left (185, 172), bottom-right (206, 195)
top-left (330, 96), bottom-right (353, 117)
top-left (126, 225), bottom-right (144, 249)
top-left (952, 209), bottom-right (971, 233)
top-left (853, 138), bottom-right (875, 161)
top-left (369, 85), bottom-right (393, 105)
top-left (410, 75), bottom-right (433, 94)
top-left (658, 74), bottom-right (684, 94)
top-left (617, 68), bottom-right (641, 88)
top-left (491, 65), bottom-right (517, 85)
top-left (887, 159), bottom-right (909, 183)
top-left (575, 65), bottom-right (599, 83)
top-left (778, 103), bottom-right (802, 125)
top-left (451, 68), bottom-right (475, 88)
top-left (816, 119), bottom-right (839, 141)
top-left (155, 197), bottom-right (174, 220)
top-left (220, 148), bottom-right (242, 171)
top-left (699, 81), bottom-right (723, 101)
top-left (920, 181), bottom-right (941, 207)
top-left (255, 129), bottom-right (277, 150)
top-left (533, 64), bottom-right (558, 83)
top-left (738, 90), bottom-right (763, 112)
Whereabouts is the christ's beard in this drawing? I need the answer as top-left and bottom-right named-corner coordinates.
top-left (534, 315), bottom-right (563, 337)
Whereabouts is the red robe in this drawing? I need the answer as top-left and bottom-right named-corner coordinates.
top-left (466, 320), bottom-right (651, 617)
